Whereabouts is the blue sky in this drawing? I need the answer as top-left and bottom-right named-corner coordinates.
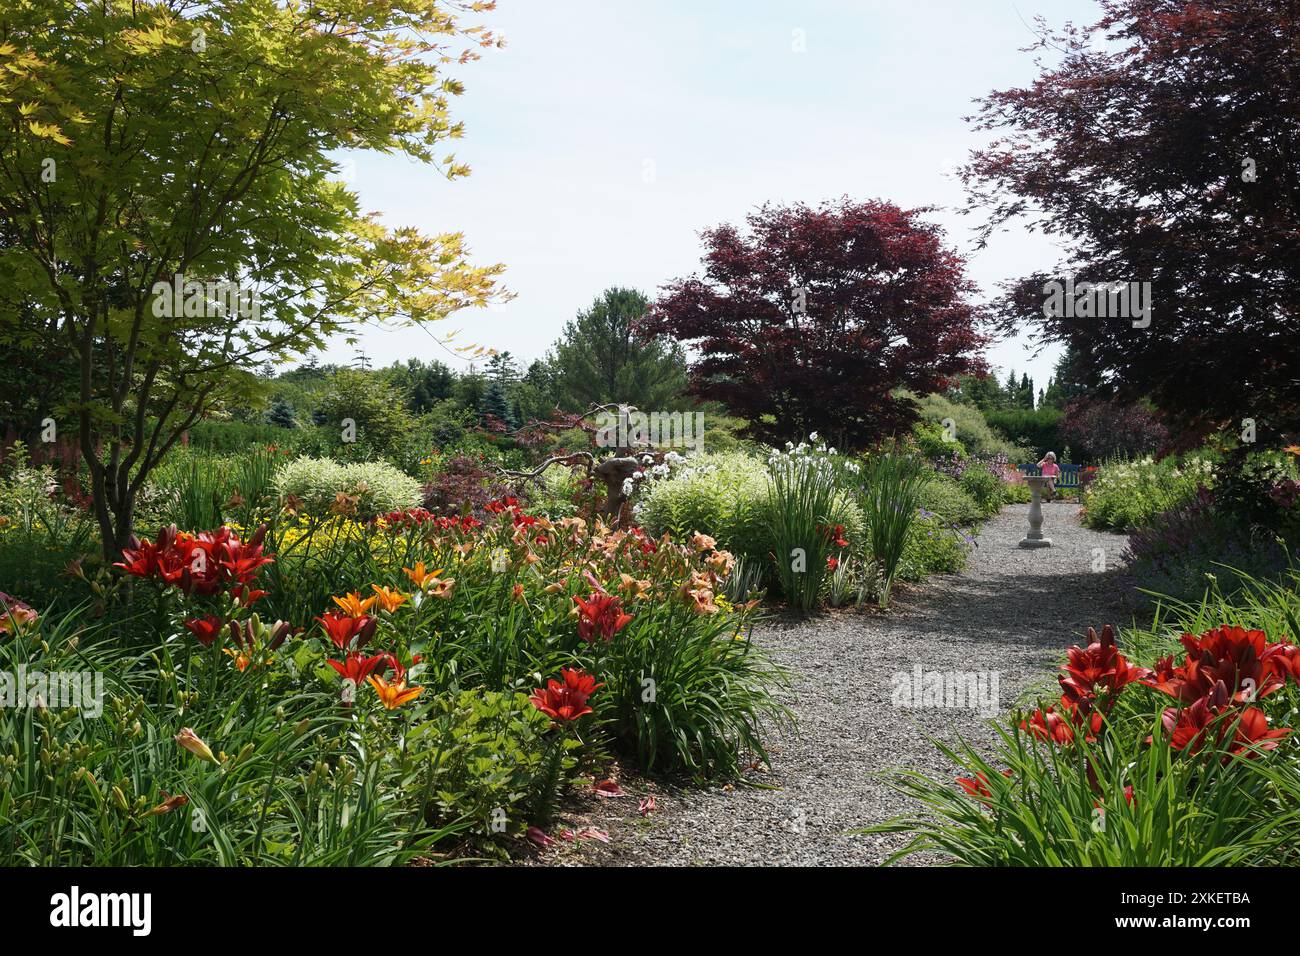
top-left (327, 0), bottom-right (1102, 396)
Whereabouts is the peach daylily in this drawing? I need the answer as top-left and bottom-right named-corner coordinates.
top-left (367, 674), bottom-right (425, 710)
top-left (690, 532), bottom-right (717, 552)
top-left (619, 573), bottom-right (652, 600)
top-left (706, 549), bottom-right (735, 578)
top-left (428, 577), bottom-right (456, 600)
top-left (174, 728), bottom-right (219, 764)
top-left (332, 591), bottom-right (377, 617)
top-left (370, 584), bottom-right (410, 613)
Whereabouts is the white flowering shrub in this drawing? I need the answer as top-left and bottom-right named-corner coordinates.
top-left (637, 451), bottom-right (770, 550)
top-left (1082, 455), bottom-right (1214, 531)
top-left (273, 456), bottom-right (421, 517)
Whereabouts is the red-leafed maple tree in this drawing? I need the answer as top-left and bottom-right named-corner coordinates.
top-left (642, 198), bottom-right (986, 449)
top-left (964, 0), bottom-right (1300, 446)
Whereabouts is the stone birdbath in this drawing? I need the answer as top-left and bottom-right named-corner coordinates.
top-left (1019, 476), bottom-right (1052, 549)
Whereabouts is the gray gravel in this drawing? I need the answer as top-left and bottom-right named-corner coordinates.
top-left (539, 502), bottom-right (1137, 867)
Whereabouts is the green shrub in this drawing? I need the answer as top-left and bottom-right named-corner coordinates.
top-left (527, 463), bottom-right (586, 519)
top-left (918, 475), bottom-right (983, 525)
top-left (959, 466), bottom-right (1004, 518)
top-left (912, 420), bottom-right (967, 460)
top-left (1002, 481), bottom-right (1032, 505)
top-left (984, 406), bottom-right (1063, 459)
top-left (898, 514), bottom-right (971, 580)
top-left (636, 452), bottom-right (769, 550)
top-left (902, 391), bottom-right (1025, 458)
top-left (273, 456), bottom-right (421, 517)
top-left (406, 690), bottom-right (571, 854)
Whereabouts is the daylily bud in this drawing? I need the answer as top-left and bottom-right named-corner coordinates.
top-left (147, 793), bottom-right (189, 816)
top-left (174, 727), bottom-right (218, 764)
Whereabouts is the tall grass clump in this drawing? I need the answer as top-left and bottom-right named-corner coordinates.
top-left (855, 451), bottom-right (929, 608)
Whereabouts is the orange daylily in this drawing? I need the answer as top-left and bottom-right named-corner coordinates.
top-left (147, 792), bottom-right (190, 816)
top-left (403, 562), bottom-right (444, 590)
top-left (332, 591), bottom-right (376, 617)
top-left (223, 646), bottom-right (254, 672)
top-left (370, 584), bottom-right (410, 613)
top-left (367, 674), bottom-right (425, 710)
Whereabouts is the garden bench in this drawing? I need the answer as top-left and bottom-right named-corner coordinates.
top-left (1018, 463), bottom-right (1086, 490)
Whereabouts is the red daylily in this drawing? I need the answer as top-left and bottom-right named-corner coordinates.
top-left (956, 769), bottom-right (1013, 803)
top-left (529, 668), bottom-right (603, 723)
top-left (314, 611), bottom-right (377, 652)
top-left (574, 592), bottom-right (633, 643)
top-left (1021, 705), bottom-right (1078, 745)
top-left (327, 652), bottom-right (386, 688)
top-left (1058, 625), bottom-right (1152, 720)
top-left (1142, 625), bottom-right (1288, 704)
top-left (1226, 707), bottom-right (1292, 758)
top-left (183, 615), bottom-right (225, 647)
top-left (114, 523), bottom-right (273, 596)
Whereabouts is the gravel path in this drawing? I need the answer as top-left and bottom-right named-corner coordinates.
top-left (542, 502), bottom-right (1138, 867)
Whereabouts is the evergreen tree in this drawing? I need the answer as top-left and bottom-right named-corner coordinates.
top-left (481, 380), bottom-right (514, 428)
top-left (548, 287), bottom-right (688, 411)
top-left (1041, 345), bottom-right (1092, 409)
top-left (385, 358), bottom-right (454, 414)
top-left (485, 351), bottom-right (521, 390)
top-left (454, 365), bottom-right (487, 413)
top-left (266, 396), bottom-right (299, 429)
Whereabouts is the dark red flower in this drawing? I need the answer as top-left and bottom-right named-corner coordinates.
top-left (574, 592), bottom-right (633, 643)
top-left (1141, 625), bottom-right (1287, 704)
top-left (529, 668), bottom-right (603, 723)
top-left (183, 615), bottom-right (224, 647)
top-left (1226, 707), bottom-right (1291, 758)
top-left (1059, 625), bottom-right (1152, 719)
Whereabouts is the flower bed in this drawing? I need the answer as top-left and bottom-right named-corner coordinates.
top-left (868, 611), bottom-right (1300, 865)
top-left (0, 498), bottom-right (786, 864)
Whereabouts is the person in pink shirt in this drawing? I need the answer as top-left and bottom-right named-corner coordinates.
top-left (1038, 451), bottom-right (1061, 500)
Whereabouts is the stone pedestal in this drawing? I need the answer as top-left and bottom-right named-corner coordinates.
top-left (1019, 476), bottom-right (1052, 549)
